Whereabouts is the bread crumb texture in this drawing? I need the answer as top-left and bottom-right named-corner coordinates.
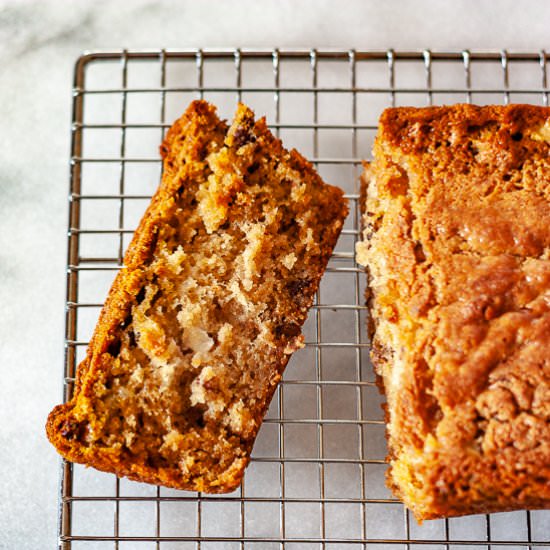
top-left (47, 101), bottom-right (348, 492)
top-left (358, 105), bottom-right (550, 520)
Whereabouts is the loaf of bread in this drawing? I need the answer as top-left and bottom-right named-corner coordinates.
top-left (357, 104), bottom-right (550, 520)
top-left (47, 100), bottom-right (348, 492)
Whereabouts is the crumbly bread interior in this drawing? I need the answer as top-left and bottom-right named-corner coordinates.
top-left (47, 101), bottom-right (348, 491)
top-left (357, 105), bottom-right (550, 520)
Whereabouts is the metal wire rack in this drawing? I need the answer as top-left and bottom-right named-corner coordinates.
top-left (59, 49), bottom-right (550, 549)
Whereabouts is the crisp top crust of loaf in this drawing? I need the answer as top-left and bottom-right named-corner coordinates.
top-left (357, 104), bottom-right (550, 520)
top-left (47, 101), bottom-right (348, 492)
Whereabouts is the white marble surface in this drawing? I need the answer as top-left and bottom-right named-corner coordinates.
top-left (1, 1), bottom-right (550, 548)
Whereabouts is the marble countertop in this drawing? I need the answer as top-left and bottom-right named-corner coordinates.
top-left (1, 1), bottom-right (550, 548)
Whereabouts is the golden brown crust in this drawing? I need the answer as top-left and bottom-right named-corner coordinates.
top-left (47, 100), bottom-right (348, 492)
top-left (357, 104), bottom-right (550, 520)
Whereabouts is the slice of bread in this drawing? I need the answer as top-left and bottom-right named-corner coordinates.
top-left (46, 101), bottom-right (348, 492)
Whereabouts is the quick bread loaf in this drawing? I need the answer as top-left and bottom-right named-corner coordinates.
top-left (47, 100), bottom-right (348, 492)
top-left (357, 104), bottom-right (550, 520)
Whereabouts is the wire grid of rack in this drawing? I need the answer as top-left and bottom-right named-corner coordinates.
top-left (60, 49), bottom-right (550, 549)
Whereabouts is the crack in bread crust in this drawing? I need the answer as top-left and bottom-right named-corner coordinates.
top-left (357, 104), bottom-right (550, 520)
top-left (46, 101), bottom-right (348, 492)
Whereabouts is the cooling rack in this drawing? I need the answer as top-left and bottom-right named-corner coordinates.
top-left (59, 49), bottom-right (550, 549)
